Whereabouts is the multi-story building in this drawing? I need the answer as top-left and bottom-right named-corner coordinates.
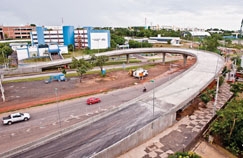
top-left (12, 26), bottom-right (110, 61)
top-left (30, 26), bottom-right (110, 50)
top-left (0, 25), bottom-right (35, 40)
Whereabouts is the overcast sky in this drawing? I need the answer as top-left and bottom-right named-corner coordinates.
top-left (1, 0), bottom-right (242, 30)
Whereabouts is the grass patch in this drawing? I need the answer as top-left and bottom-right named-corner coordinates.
top-left (3, 76), bottom-right (50, 83)
top-left (147, 58), bottom-right (162, 62)
top-left (22, 56), bottom-right (51, 63)
top-left (3, 63), bottom-right (160, 83)
top-left (105, 59), bottom-right (141, 65)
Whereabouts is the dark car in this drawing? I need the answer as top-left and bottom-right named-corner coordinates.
top-left (86, 97), bottom-right (101, 105)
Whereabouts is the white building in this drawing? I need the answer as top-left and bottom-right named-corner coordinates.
top-left (13, 26), bottom-right (110, 61)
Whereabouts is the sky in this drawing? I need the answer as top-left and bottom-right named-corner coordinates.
top-left (0, 0), bottom-right (243, 31)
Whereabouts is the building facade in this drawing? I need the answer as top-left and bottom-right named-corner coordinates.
top-left (0, 25), bottom-right (35, 40)
top-left (30, 26), bottom-right (110, 50)
top-left (10, 26), bottom-right (110, 61)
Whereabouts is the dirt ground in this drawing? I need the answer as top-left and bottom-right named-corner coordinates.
top-left (1, 58), bottom-right (196, 113)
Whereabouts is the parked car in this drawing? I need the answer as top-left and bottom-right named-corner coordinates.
top-left (86, 97), bottom-right (101, 105)
top-left (2, 112), bottom-right (30, 125)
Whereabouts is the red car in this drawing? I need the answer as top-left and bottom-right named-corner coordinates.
top-left (86, 97), bottom-right (101, 105)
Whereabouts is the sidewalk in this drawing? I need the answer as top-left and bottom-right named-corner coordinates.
top-left (118, 82), bottom-right (233, 158)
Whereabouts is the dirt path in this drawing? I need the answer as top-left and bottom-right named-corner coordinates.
top-left (193, 140), bottom-right (236, 158)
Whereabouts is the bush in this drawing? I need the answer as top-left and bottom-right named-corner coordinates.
top-left (200, 89), bottom-right (215, 104)
top-left (168, 151), bottom-right (201, 158)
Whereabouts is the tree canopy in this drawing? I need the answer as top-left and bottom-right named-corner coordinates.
top-left (71, 57), bottom-right (93, 82)
top-left (200, 35), bottom-right (220, 52)
top-left (90, 55), bottom-right (109, 73)
top-left (0, 43), bottom-right (13, 64)
top-left (230, 82), bottom-right (243, 97)
top-left (210, 99), bottom-right (243, 156)
top-left (128, 40), bottom-right (152, 48)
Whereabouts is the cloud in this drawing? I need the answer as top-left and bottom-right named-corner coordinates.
top-left (0, 0), bottom-right (242, 30)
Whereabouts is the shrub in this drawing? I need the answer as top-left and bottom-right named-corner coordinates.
top-left (168, 151), bottom-right (201, 158)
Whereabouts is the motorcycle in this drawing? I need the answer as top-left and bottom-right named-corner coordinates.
top-left (143, 87), bottom-right (147, 92)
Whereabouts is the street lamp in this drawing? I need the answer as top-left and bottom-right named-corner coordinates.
top-left (213, 77), bottom-right (219, 116)
top-left (150, 79), bottom-right (155, 118)
top-left (213, 57), bottom-right (220, 116)
top-left (98, 39), bottom-right (100, 53)
top-left (55, 88), bottom-right (62, 130)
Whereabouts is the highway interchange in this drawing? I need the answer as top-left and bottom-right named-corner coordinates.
top-left (0, 48), bottom-right (224, 158)
top-left (0, 69), bottom-right (182, 158)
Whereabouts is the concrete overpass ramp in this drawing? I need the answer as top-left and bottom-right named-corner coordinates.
top-left (94, 48), bottom-right (225, 157)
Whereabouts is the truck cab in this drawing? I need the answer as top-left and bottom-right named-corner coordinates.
top-left (2, 112), bottom-right (30, 125)
top-left (132, 68), bottom-right (148, 78)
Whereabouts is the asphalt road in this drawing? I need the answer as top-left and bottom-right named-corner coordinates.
top-left (15, 103), bottom-right (159, 158)
top-left (0, 69), bottom-right (183, 157)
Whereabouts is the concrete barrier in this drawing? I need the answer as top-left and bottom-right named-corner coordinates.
top-left (93, 112), bottom-right (176, 158)
top-left (1, 67), bottom-right (42, 75)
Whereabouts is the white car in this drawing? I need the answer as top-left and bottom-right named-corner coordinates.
top-left (2, 112), bottom-right (30, 125)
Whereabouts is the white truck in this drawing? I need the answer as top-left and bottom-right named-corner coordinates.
top-left (2, 112), bottom-right (30, 125)
top-left (131, 68), bottom-right (148, 78)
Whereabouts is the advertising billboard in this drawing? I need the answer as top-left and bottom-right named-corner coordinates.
top-left (90, 33), bottom-right (108, 50)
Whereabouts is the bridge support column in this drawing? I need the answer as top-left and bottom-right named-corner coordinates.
top-left (183, 54), bottom-right (188, 66)
top-left (126, 54), bottom-right (130, 64)
top-left (162, 53), bottom-right (166, 65)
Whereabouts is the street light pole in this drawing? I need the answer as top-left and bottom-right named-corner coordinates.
top-left (213, 76), bottom-right (219, 116)
top-left (213, 56), bottom-right (220, 116)
top-left (98, 39), bottom-right (100, 53)
top-left (150, 80), bottom-right (155, 118)
top-left (55, 88), bottom-right (62, 130)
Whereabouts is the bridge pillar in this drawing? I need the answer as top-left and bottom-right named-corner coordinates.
top-left (162, 53), bottom-right (166, 65)
top-left (126, 54), bottom-right (130, 64)
top-left (183, 54), bottom-right (188, 66)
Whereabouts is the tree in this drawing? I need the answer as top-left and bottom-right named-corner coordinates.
top-left (0, 43), bottom-right (13, 64)
top-left (68, 44), bottom-right (74, 52)
top-left (231, 55), bottom-right (241, 67)
top-left (71, 57), bottom-right (93, 83)
top-left (111, 34), bottom-right (125, 45)
top-left (225, 39), bottom-right (232, 46)
top-left (200, 88), bottom-right (215, 104)
top-left (90, 55), bottom-right (109, 74)
top-left (209, 99), bottom-right (243, 156)
top-left (230, 82), bottom-right (243, 97)
top-left (1, 45), bottom-right (13, 56)
top-left (200, 35), bottom-right (220, 52)
top-left (4, 33), bottom-right (8, 39)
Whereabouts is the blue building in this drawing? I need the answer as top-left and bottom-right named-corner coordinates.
top-left (30, 26), bottom-right (110, 50)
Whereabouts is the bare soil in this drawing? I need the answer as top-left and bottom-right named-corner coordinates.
top-left (1, 59), bottom-right (196, 113)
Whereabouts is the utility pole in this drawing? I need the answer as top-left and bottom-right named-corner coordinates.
top-left (238, 19), bottom-right (243, 45)
top-left (0, 74), bottom-right (5, 102)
